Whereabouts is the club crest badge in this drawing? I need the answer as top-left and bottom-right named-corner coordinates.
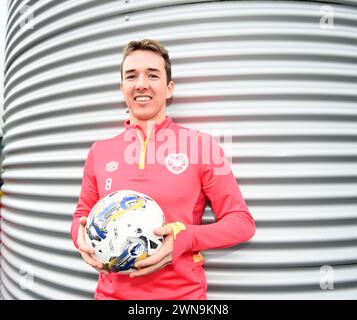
top-left (165, 153), bottom-right (189, 175)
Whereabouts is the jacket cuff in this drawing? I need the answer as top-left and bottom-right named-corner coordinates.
top-left (168, 222), bottom-right (193, 263)
top-left (166, 222), bottom-right (186, 239)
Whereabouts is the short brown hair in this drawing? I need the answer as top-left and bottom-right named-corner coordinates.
top-left (120, 39), bottom-right (172, 84)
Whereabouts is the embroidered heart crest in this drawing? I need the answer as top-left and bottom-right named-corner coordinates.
top-left (165, 153), bottom-right (189, 175)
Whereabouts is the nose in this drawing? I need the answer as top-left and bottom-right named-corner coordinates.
top-left (135, 74), bottom-right (148, 91)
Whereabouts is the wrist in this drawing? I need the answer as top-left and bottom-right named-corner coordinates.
top-left (170, 224), bottom-right (193, 263)
top-left (166, 221), bottom-right (186, 239)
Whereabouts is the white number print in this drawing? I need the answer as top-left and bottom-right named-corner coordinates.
top-left (105, 178), bottom-right (112, 191)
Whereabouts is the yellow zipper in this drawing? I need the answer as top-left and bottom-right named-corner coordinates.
top-left (136, 124), bottom-right (152, 170)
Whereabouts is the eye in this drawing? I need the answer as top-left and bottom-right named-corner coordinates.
top-left (126, 75), bottom-right (136, 80)
top-left (149, 74), bottom-right (158, 79)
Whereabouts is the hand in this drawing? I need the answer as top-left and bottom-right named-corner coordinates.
top-left (77, 217), bottom-right (109, 276)
top-left (129, 225), bottom-right (174, 278)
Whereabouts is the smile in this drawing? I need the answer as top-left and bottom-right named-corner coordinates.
top-left (135, 96), bottom-right (152, 101)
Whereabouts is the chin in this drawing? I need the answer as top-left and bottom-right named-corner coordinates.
top-left (132, 110), bottom-right (157, 121)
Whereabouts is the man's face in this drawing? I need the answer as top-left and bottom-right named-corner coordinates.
top-left (120, 50), bottom-right (174, 124)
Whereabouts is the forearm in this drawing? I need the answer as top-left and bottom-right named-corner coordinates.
top-left (71, 144), bottom-right (98, 249)
top-left (171, 211), bottom-right (256, 262)
top-left (70, 216), bottom-right (81, 249)
top-left (189, 212), bottom-right (255, 251)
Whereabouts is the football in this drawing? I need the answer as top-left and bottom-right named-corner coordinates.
top-left (84, 190), bottom-right (165, 273)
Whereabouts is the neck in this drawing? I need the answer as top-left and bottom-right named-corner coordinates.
top-left (130, 112), bottom-right (166, 134)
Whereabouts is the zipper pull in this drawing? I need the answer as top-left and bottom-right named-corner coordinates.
top-left (139, 141), bottom-right (147, 170)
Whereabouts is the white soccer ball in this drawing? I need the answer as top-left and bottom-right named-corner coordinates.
top-left (84, 190), bottom-right (165, 273)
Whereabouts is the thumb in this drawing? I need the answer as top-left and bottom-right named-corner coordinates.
top-left (154, 225), bottom-right (173, 236)
top-left (79, 217), bottom-right (87, 227)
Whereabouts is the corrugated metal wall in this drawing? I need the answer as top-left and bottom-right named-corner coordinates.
top-left (1, 0), bottom-right (357, 299)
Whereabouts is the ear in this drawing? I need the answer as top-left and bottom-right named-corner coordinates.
top-left (166, 80), bottom-right (175, 99)
top-left (120, 82), bottom-right (125, 98)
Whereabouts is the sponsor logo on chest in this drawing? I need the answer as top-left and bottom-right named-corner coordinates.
top-left (105, 161), bottom-right (119, 172)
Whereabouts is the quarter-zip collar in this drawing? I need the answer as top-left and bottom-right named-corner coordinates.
top-left (124, 116), bottom-right (173, 170)
top-left (124, 116), bottom-right (173, 140)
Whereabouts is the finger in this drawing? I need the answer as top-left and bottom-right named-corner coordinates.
top-left (80, 251), bottom-right (103, 269)
top-left (77, 235), bottom-right (94, 254)
top-left (80, 251), bottom-right (99, 267)
top-left (78, 238), bottom-right (95, 255)
top-left (79, 217), bottom-right (87, 226)
top-left (135, 239), bottom-right (172, 269)
top-left (153, 225), bottom-right (173, 236)
top-left (130, 259), bottom-right (170, 278)
top-left (135, 247), bottom-right (168, 268)
top-left (95, 267), bottom-right (109, 276)
top-left (77, 223), bottom-right (95, 255)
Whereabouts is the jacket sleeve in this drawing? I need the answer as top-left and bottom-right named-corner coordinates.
top-left (70, 143), bottom-right (99, 249)
top-left (171, 135), bottom-right (256, 262)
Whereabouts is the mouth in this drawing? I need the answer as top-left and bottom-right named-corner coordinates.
top-left (134, 95), bottom-right (152, 102)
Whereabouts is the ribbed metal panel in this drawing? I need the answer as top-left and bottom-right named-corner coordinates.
top-left (1, 0), bottom-right (357, 299)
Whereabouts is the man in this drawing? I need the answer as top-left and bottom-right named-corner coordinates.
top-left (70, 39), bottom-right (255, 300)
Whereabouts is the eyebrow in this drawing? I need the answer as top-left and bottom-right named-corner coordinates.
top-left (124, 68), bottom-right (160, 74)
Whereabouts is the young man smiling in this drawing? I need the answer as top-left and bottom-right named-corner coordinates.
top-left (71, 39), bottom-right (256, 300)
